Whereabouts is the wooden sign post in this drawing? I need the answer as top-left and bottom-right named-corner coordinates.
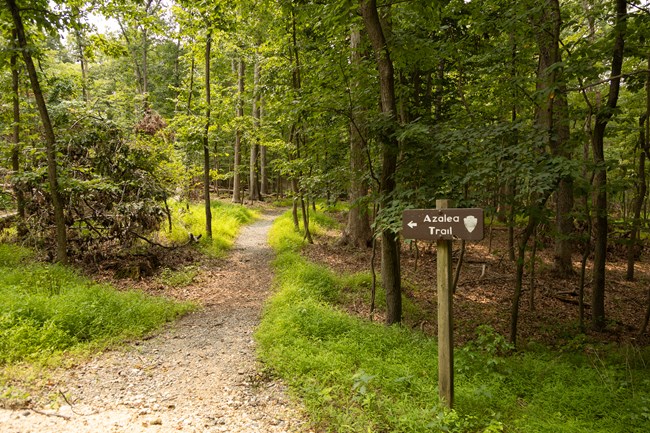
top-left (401, 201), bottom-right (484, 409)
top-left (436, 199), bottom-right (454, 408)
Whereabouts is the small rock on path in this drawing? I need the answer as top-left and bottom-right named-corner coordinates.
top-left (0, 210), bottom-right (308, 433)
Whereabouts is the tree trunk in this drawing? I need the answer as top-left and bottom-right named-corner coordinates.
top-left (260, 144), bottom-right (268, 195)
top-left (507, 182), bottom-right (516, 262)
top-left (301, 194), bottom-right (313, 244)
top-left (233, 58), bottom-right (244, 203)
top-left (554, 178), bottom-right (575, 276)
top-left (510, 195), bottom-right (550, 346)
top-left (343, 27), bottom-right (372, 248)
top-left (533, 0), bottom-right (574, 277)
top-left (287, 7), bottom-right (312, 242)
top-left (628, 56), bottom-right (650, 280)
top-left (591, 0), bottom-right (627, 331)
top-left (627, 115), bottom-right (648, 280)
top-left (260, 143), bottom-right (268, 195)
top-left (187, 49), bottom-right (195, 113)
top-left (142, 27), bottom-right (148, 97)
top-left (10, 30), bottom-right (26, 237)
top-left (250, 60), bottom-right (261, 201)
top-left (360, 0), bottom-right (402, 325)
top-left (203, 31), bottom-right (213, 238)
top-left (291, 179), bottom-right (300, 231)
top-left (511, 220), bottom-right (535, 347)
top-left (74, 27), bottom-right (89, 104)
top-left (7, 0), bottom-right (67, 264)
top-left (117, 18), bottom-right (144, 95)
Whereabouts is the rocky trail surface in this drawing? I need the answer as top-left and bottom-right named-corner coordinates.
top-left (1, 210), bottom-right (307, 433)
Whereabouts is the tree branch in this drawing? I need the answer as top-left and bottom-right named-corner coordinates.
top-left (568, 70), bottom-right (650, 92)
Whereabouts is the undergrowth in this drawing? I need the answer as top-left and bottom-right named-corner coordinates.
top-left (160, 199), bottom-right (257, 257)
top-left (256, 210), bottom-right (650, 432)
top-left (0, 244), bottom-right (194, 367)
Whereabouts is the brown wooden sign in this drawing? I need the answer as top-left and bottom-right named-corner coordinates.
top-left (402, 208), bottom-right (484, 241)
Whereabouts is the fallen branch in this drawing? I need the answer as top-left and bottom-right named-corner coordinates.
top-left (28, 408), bottom-right (71, 420)
top-left (128, 230), bottom-right (201, 249)
top-left (554, 295), bottom-right (591, 308)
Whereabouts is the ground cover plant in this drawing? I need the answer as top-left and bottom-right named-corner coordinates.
top-left (256, 210), bottom-right (650, 433)
top-left (160, 199), bottom-right (258, 257)
top-left (0, 244), bottom-right (195, 368)
top-left (0, 198), bottom-right (257, 411)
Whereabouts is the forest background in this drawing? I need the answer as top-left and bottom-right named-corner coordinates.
top-left (1, 0), bottom-right (650, 412)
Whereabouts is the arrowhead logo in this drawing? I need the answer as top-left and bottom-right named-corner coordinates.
top-left (463, 215), bottom-right (477, 233)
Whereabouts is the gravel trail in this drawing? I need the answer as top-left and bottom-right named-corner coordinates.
top-left (0, 210), bottom-right (307, 433)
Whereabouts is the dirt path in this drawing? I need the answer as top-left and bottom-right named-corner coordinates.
top-left (0, 210), bottom-right (307, 433)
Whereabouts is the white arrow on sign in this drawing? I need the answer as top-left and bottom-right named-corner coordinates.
top-left (408, 221), bottom-right (417, 229)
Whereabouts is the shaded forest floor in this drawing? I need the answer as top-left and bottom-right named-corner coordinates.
top-left (86, 204), bottom-right (650, 351)
top-left (302, 211), bottom-right (650, 349)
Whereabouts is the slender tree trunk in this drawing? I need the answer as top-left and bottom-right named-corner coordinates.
top-left (343, 27), bottom-right (372, 248)
top-left (287, 7), bottom-right (312, 242)
top-left (555, 178), bottom-right (575, 275)
top-left (260, 143), bottom-right (268, 195)
top-left (529, 228), bottom-right (538, 311)
top-left (10, 31), bottom-right (26, 237)
top-left (507, 183), bottom-right (516, 261)
top-left (187, 49), bottom-right (195, 113)
top-left (117, 18), bottom-right (144, 94)
top-left (74, 28), bottom-right (89, 104)
top-left (507, 36), bottom-right (519, 263)
top-left (510, 195), bottom-right (550, 346)
top-left (301, 193), bottom-right (313, 243)
top-left (260, 142), bottom-right (268, 195)
top-left (173, 35), bottom-right (181, 112)
top-left (629, 56), bottom-right (650, 280)
top-left (203, 31), bottom-right (213, 238)
top-left (591, 0), bottom-right (627, 331)
top-left (250, 60), bottom-right (261, 201)
top-left (360, 0), bottom-right (402, 325)
top-left (142, 27), bottom-right (148, 97)
top-left (291, 179), bottom-right (300, 231)
top-left (233, 59), bottom-right (244, 203)
top-left (8, 0), bottom-right (67, 263)
top-left (627, 115), bottom-right (648, 280)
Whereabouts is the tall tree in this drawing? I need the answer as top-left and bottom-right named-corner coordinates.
top-left (591, 0), bottom-right (627, 330)
top-left (532, 0), bottom-right (574, 277)
top-left (342, 26), bottom-right (372, 248)
top-left (232, 57), bottom-right (244, 203)
top-left (250, 58), bottom-right (262, 201)
top-left (6, 0), bottom-right (67, 263)
top-left (360, 0), bottom-right (402, 324)
top-left (9, 28), bottom-right (26, 237)
top-left (203, 29), bottom-right (213, 238)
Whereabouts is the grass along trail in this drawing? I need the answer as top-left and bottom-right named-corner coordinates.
top-left (0, 209), bottom-right (307, 433)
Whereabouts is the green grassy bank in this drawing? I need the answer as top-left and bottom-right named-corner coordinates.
top-left (256, 210), bottom-right (650, 433)
top-left (0, 244), bottom-right (194, 367)
top-left (161, 199), bottom-right (258, 257)
top-left (0, 199), bottom-right (256, 402)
